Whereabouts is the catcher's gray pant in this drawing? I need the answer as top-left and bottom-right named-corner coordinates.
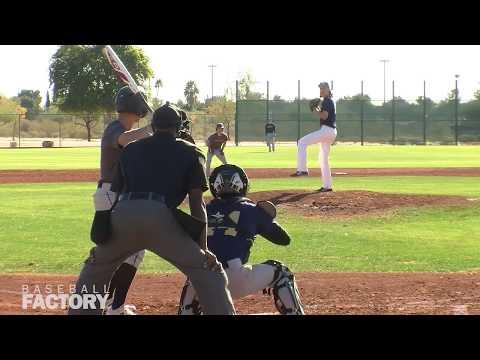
top-left (179, 258), bottom-right (304, 315)
top-left (266, 133), bottom-right (276, 152)
top-left (93, 183), bottom-right (145, 268)
top-left (206, 149), bottom-right (227, 177)
top-left (68, 199), bottom-right (236, 315)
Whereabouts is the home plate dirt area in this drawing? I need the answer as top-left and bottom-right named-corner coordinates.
top-left (1, 272), bottom-right (480, 315)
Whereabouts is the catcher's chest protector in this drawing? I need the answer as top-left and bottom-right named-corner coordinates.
top-left (207, 198), bottom-right (269, 265)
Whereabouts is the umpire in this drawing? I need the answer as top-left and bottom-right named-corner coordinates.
top-left (69, 103), bottom-right (236, 315)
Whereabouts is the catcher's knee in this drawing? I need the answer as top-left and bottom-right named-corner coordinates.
top-left (178, 279), bottom-right (203, 315)
top-left (123, 250), bottom-right (145, 269)
top-left (262, 260), bottom-right (305, 315)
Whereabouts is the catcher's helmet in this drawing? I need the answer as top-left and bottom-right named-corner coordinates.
top-left (115, 86), bottom-right (151, 118)
top-left (151, 102), bottom-right (185, 132)
top-left (209, 164), bottom-right (249, 199)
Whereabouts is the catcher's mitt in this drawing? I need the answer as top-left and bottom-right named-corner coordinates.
top-left (309, 98), bottom-right (322, 112)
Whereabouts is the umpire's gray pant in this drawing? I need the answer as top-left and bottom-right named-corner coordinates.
top-left (68, 199), bottom-right (236, 315)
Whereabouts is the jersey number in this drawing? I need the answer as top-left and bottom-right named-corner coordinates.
top-left (208, 226), bottom-right (238, 237)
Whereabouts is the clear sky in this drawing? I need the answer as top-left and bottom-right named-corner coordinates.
top-left (1, 45), bottom-right (479, 106)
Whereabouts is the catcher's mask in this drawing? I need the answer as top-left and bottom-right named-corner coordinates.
top-left (151, 102), bottom-right (183, 133)
top-left (115, 86), bottom-right (151, 118)
top-left (209, 164), bottom-right (249, 199)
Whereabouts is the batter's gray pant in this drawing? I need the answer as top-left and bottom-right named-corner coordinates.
top-left (68, 199), bottom-right (236, 315)
top-left (206, 149), bottom-right (227, 177)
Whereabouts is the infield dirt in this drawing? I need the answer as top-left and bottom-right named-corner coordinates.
top-left (1, 272), bottom-right (480, 315)
top-left (1, 167), bottom-right (480, 184)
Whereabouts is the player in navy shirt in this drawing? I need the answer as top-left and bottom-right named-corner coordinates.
top-left (178, 164), bottom-right (305, 315)
top-left (292, 82), bottom-right (338, 192)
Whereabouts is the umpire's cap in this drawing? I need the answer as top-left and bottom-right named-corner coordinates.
top-left (115, 86), bottom-right (151, 118)
top-left (151, 102), bottom-right (184, 132)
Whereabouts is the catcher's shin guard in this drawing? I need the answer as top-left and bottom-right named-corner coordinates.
top-left (262, 260), bottom-right (305, 315)
top-left (178, 279), bottom-right (203, 315)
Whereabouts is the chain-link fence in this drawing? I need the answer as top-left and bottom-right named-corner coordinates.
top-left (0, 112), bottom-right (235, 148)
top-left (2, 79), bottom-right (480, 147)
top-left (235, 80), bottom-right (480, 145)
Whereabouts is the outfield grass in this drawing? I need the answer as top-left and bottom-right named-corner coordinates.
top-left (1, 145), bottom-right (479, 170)
top-left (1, 178), bottom-right (479, 274)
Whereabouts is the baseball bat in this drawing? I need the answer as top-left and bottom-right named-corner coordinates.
top-left (102, 45), bottom-right (153, 113)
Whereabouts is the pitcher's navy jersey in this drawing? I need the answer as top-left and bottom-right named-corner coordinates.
top-left (207, 197), bottom-right (275, 266)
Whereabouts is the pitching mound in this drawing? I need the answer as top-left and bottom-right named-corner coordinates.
top-left (246, 190), bottom-right (474, 218)
top-left (2, 272), bottom-right (480, 315)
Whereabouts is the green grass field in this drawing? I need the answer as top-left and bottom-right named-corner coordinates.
top-left (1, 145), bottom-right (479, 170)
top-left (1, 177), bottom-right (479, 274)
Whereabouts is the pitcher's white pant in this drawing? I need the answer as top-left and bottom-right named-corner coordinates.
top-left (93, 183), bottom-right (145, 268)
top-left (296, 126), bottom-right (337, 188)
top-left (179, 258), bottom-right (304, 315)
top-left (206, 149), bottom-right (227, 177)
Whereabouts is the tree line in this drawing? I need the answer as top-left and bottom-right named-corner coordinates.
top-left (1, 44), bottom-right (479, 142)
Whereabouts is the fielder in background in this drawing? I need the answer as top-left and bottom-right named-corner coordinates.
top-left (291, 82), bottom-right (337, 193)
top-left (92, 86), bottom-right (154, 315)
top-left (265, 114), bottom-right (276, 152)
top-left (206, 123), bottom-right (229, 177)
top-left (178, 164), bottom-right (305, 315)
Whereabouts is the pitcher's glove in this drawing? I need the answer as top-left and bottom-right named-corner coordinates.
top-left (309, 98), bottom-right (322, 112)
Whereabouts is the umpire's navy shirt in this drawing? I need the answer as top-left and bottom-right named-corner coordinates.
top-left (111, 131), bottom-right (208, 208)
top-left (320, 97), bottom-right (336, 128)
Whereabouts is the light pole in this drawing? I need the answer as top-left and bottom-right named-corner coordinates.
top-left (455, 74), bottom-right (460, 145)
top-left (208, 64), bottom-right (217, 100)
top-left (380, 59), bottom-right (390, 104)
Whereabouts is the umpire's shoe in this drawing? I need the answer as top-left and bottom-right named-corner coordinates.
top-left (290, 171), bottom-right (308, 177)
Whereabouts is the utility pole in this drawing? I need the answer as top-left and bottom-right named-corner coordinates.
top-left (208, 64), bottom-right (217, 100)
top-left (380, 59), bottom-right (390, 104)
top-left (455, 74), bottom-right (460, 145)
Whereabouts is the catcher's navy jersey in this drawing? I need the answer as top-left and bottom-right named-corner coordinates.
top-left (206, 197), bottom-right (274, 266)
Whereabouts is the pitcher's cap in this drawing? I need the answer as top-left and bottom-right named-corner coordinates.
top-left (318, 82), bottom-right (330, 89)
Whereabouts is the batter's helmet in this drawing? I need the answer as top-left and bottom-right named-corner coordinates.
top-left (115, 86), bottom-right (151, 118)
top-left (151, 102), bottom-right (184, 132)
top-left (209, 164), bottom-right (249, 199)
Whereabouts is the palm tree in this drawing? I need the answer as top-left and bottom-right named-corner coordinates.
top-left (184, 81), bottom-right (199, 111)
top-left (154, 78), bottom-right (163, 99)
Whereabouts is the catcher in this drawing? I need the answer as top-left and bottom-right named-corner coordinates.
top-left (178, 164), bottom-right (305, 315)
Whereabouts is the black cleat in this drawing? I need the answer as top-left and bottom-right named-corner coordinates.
top-left (290, 171), bottom-right (309, 177)
top-left (317, 187), bottom-right (333, 193)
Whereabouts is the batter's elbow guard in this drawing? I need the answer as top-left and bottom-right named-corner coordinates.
top-left (259, 222), bottom-right (291, 246)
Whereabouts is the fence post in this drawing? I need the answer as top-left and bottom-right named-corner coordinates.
top-left (423, 80), bottom-right (427, 145)
top-left (455, 79), bottom-right (459, 145)
top-left (266, 81), bottom-right (269, 124)
top-left (18, 114), bottom-right (21, 148)
top-left (59, 121), bottom-right (62, 148)
top-left (297, 80), bottom-right (301, 142)
top-left (391, 80), bottom-right (395, 145)
top-left (360, 80), bottom-right (364, 146)
top-left (235, 80), bottom-right (239, 146)
top-left (12, 119), bottom-right (16, 141)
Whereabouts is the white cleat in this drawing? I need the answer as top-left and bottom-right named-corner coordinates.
top-left (105, 304), bottom-right (137, 315)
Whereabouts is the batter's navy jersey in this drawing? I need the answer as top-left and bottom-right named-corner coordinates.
top-left (206, 197), bottom-right (275, 266)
